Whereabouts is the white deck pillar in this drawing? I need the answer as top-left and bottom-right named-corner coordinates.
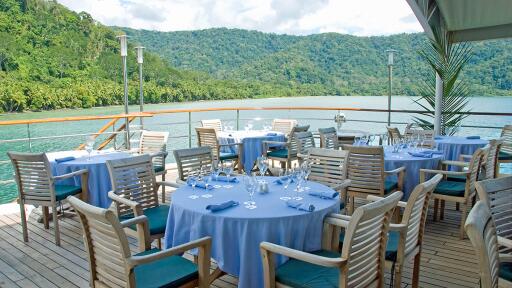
top-left (434, 72), bottom-right (443, 135)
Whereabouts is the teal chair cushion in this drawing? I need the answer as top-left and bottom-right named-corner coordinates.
top-left (134, 248), bottom-right (198, 288)
top-left (275, 249), bottom-right (340, 288)
top-left (434, 180), bottom-right (466, 197)
top-left (268, 149), bottom-right (289, 159)
top-left (499, 151), bottom-right (512, 161)
top-left (500, 262), bottom-right (512, 281)
top-left (55, 185), bottom-right (82, 201)
top-left (120, 205), bottom-right (170, 235)
top-left (384, 180), bottom-right (398, 193)
top-left (220, 152), bottom-right (238, 160)
top-left (339, 230), bottom-right (399, 261)
top-left (154, 165), bottom-right (165, 173)
top-left (446, 175), bottom-right (467, 182)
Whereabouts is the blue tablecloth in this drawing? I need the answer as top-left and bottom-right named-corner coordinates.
top-left (384, 148), bottom-right (443, 199)
top-left (435, 136), bottom-right (488, 170)
top-left (164, 176), bottom-right (340, 288)
top-left (218, 130), bottom-right (285, 173)
top-left (47, 151), bottom-right (131, 208)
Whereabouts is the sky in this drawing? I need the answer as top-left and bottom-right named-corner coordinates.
top-left (57, 0), bottom-right (423, 36)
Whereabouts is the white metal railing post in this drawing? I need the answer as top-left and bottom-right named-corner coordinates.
top-left (188, 112), bottom-right (192, 148)
top-left (434, 73), bottom-right (443, 135)
top-left (236, 110), bottom-right (240, 130)
top-left (26, 123), bottom-right (32, 152)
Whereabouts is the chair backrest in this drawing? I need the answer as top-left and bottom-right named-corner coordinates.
top-left (195, 127), bottom-right (220, 159)
top-left (307, 148), bottom-right (348, 189)
top-left (271, 119), bottom-right (297, 136)
top-left (173, 147), bottom-right (213, 181)
top-left (67, 196), bottom-right (134, 287)
top-left (476, 176), bottom-right (512, 242)
top-left (484, 139), bottom-right (503, 179)
top-left (106, 154), bottom-right (159, 217)
top-left (400, 174), bottom-right (442, 257)
top-left (201, 119), bottom-right (222, 132)
top-left (407, 129), bottom-right (435, 148)
top-left (318, 127), bottom-right (339, 150)
top-left (341, 191), bottom-right (402, 287)
top-left (288, 125), bottom-right (310, 156)
top-left (139, 130), bottom-right (169, 168)
top-left (465, 201), bottom-right (501, 288)
top-left (295, 131), bottom-right (316, 155)
top-left (8, 152), bottom-right (54, 204)
top-left (345, 145), bottom-right (386, 195)
top-left (466, 147), bottom-right (486, 198)
top-left (387, 126), bottom-right (402, 144)
top-left (501, 125), bottom-right (512, 155)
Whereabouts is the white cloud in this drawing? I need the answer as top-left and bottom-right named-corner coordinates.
top-left (58, 0), bottom-right (423, 36)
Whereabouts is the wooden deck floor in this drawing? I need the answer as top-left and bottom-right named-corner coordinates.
top-left (0, 192), bottom-right (481, 288)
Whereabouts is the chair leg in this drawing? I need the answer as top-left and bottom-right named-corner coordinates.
top-left (459, 202), bottom-right (468, 240)
top-left (19, 200), bottom-right (29, 243)
top-left (161, 173), bottom-right (166, 203)
top-left (157, 238), bottom-right (162, 249)
top-left (52, 206), bottom-right (61, 246)
top-left (393, 262), bottom-right (403, 288)
top-left (433, 199), bottom-right (439, 221)
top-left (349, 196), bottom-right (355, 215)
top-left (440, 200), bottom-right (445, 221)
top-left (42, 206), bottom-right (50, 229)
top-left (412, 252), bottom-right (421, 288)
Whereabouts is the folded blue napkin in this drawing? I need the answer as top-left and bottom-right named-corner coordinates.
top-left (55, 156), bottom-right (75, 163)
top-left (266, 132), bottom-right (277, 136)
top-left (422, 149), bottom-right (443, 154)
top-left (212, 175), bottom-right (239, 182)
top-left (466, 136), bottom-right (480, 139)
top-left (187, 179), bottom-right (214, 190)
top-left (206, 200), bottom-right (239, 212)
top-left (308, 190), bottom-right (339, 199)
top-left (273, 176), bottom-right (294, 185)
top-left (286, 200), bottom-right (315, 212)
top-left (408, 151), bottom-right (433, 158)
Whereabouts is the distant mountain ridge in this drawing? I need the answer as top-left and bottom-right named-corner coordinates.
top-left (120, 27), bottom-right (512, 96)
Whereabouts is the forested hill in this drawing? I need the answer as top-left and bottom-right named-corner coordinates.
top-left (121, 27), bottom-right (512, 96)
top-left (0, 0), bottom-right (314, 113)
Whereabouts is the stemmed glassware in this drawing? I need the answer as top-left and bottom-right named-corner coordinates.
top-left (85, 136), bottom-right (95, 161)
top-left (243, 175), bottom-right (257, 209)
top-left (279, 169), bottom-right (293, 201)
top-left (187, 170), bottom-right (199, 199)
top-left (354, 136), bottom-right (361, 146)
top-left (292, 168), bottom-right (304, 200)
top-left (368, 134), bottom-right (376, 146)
top-left (222, 160), bottom-right (234, 188)
top-left (301, 160), bottom-right (312, 191)
top-left (257, 156), bottom-right (268, 177)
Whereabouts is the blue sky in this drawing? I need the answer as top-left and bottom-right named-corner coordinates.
top-left (58, 0), bottom-right (423, 36)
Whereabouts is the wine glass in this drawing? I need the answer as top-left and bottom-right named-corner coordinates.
top-left (257, 156), bottom-right (268, 177)
top-left (353, 136), bottom-right (361, 146)
top-left (368, 134), bottom-right (376, 146)
top-left (301, 160), bottom-right (311, 191)
top-left (279, 169), bottom-right (292, 201)
top-left (292, 168), bottom-right (304, 200)
top-left (361, 135), bottom-right (368, 145)
top-left (85, 136), bottom-right (95, 161)
top-left (381, 133), bottom-right (389, 146)
top-left (187, 171), bottom-right (199, 199)
top-left (243, 175), bottom-right (257, 209)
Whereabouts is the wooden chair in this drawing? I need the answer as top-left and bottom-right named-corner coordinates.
top-left (306, 148), bottom-right (351, 210)
top-left (8, 152), bottom-right (89, 246)
top-left (457, 139), bottom-right (503, 181)
top-left (366, 174), bottom-right (443, 288)
top-left (174, 147), bottom-right (214, 184)
top-left (465, 201), bottom-right (512, 287)
top-left (260, 191), bottom-right (402, 288)
top-left (67, 196), bottom-right (211, 288)
top-left (406, 129), bottom-right (435, 148)
top-left (106, 154), bottom-right (176, 251)
top-left (135, 130), bottom-right (169, 203)
top-left (420, 147), bottom-right (486, 239)
top-left (345, 145), bottom-right (405, 215)
top-left (201, 119), bottom-right (222, 132)
top-left (263, 125), bottom-right (310, 170)
top-left (318, 127), bottom-right (340, 150)
top-left (476, 176), bottom-right (512, 248)
top-left (295, 131), bottom-right (316, 157)
top-left (387, 126), bottom-right (403, 144)
top-left (195, 127), bottom-right (242, 173)
top-left (498, 125), bottom-right (512, 175)
top-left (271, 119), bottom-right (297, 137)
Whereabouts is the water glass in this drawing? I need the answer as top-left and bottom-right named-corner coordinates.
top-left (223, 160), bottom-right (234, 178)
top-left (279, 169), bottom-right (292, 201)
top-left (85, 135), bottom-right (95, 161)
top-left (187, 172), bottom-right (199, 199)
top-left (243, 175), bottom-right (257, 209)
top-left (292, 169), bottom-right (304, 200)
top-left (257, 156), bottom-right (268, 177)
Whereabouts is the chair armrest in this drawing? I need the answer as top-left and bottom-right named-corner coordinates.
top-left (420, 169), bottom-right (468, 176)
top-left (157, 181), bottom-right (181, 189)
top-left (262, 141), bottom-right (288, 146)
top-left (127, 236), bottom-right (212, 267)
top-left (108, 191), bottom-right (142, 216)
top-left (120, 215), bottom-right (150, 250)
top-left (385, 166), bottom-right (405, 175)
top-left (498, 236), bottom-right (512, 249)
top-left (176, 178), bottom-right (187, 185)
top-left (260, 242), bottom-right (346, 268)
top-left (500, 253), bottom-right (512, 263)
top-left (297, 153), bottom-right (307, 159)
top-left (218, 142), bottom-right (243, 147)
top-left (324, 213), bottom-right (350, 228)
top-left (52, 169), bottom-right (88, 181)
top-left (367, 195), bottom-right (407, 208)
top-left (389, 223), bottom-right (408, 232)
top-left (149, 151), bottom-right (168, 158)
top-left (441, 160), bottom-right (469, 168)
top-left (333, 179), bottom-right (352, 191)
top-left (458, 154), bottom-right (472, 162)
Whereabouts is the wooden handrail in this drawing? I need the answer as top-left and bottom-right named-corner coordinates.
top-left (76, 118), bottom-right (121, 150)
top-left (0, 112), bottom-right (152, 126)
top-left (96, 117), bottom-right (137, 150)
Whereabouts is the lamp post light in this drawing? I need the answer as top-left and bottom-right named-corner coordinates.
top-left (386, 49), bottom-right (397, 127)
top-left (117, 34), bottom-right (130, 149)
top-left (135, 46), bottom-right (145, 128)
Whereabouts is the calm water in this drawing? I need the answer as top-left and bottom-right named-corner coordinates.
top-left (1, 95), bottom-right (511, 203)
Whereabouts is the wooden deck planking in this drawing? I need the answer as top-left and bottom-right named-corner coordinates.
top-left (0, 181), bottom-right (482, 288)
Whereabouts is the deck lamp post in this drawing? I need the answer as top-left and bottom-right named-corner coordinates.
top-left (117, 34), bottom-right (130, 149)
top-left (386, 49), bottom-right (397, 126)
top-left (135, 46), bottom-right (145, 128)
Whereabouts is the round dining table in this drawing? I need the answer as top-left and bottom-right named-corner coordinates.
top-left (47, 151), bottom-right (131, 208)
top-left (164, 176), bottom-right (340, 288)
top-left (218, 130), bottom-right (285, 172)
top-left (435, 136), bottom-right (488, 170)
top-left (384, 147), bottom-right (443, 199)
